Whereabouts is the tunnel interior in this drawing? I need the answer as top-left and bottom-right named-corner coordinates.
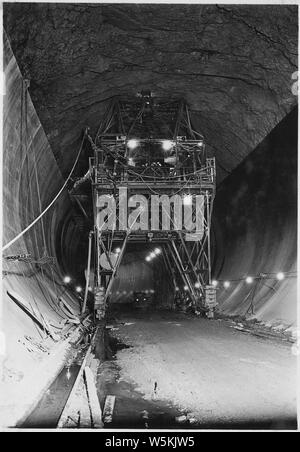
top-left (1, 3), bottom-right (298, 430)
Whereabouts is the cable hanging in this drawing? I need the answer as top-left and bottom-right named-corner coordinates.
top-left (2, 128), bottom-right (88, 252)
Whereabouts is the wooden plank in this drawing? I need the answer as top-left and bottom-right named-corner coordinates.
top-left (57, 333), bottom-right (95, 429)
top-left (84, 367), bottom-right (103, 428)
top-left (103, 395), bottom-right (116, 424)
top-left (59, 297), bottom-right (79, 317)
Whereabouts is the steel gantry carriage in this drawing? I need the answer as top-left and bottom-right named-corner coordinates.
top-left (82, 92), bottom-right (216, 318)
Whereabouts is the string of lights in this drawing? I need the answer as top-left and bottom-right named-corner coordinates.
top-left (210, 270), bottom-right (297, 289)
top-left (145, 247), bottom-right (162, 262)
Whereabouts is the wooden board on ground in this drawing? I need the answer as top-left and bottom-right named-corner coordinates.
top-left (84, 366), bottom-right (103, 428)
top-left (103, 395), bottom-right (116, 424)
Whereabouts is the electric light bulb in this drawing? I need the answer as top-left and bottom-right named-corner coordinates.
top-left (127, 139), bottom-right (138, 150)
top-left (162, 140), bottom-right (174, 151)
top-left (66, 367), bottom-right (71, 380)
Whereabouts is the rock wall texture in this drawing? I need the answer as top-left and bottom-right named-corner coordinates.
top-left (3, 4), bottom-right (298, 183)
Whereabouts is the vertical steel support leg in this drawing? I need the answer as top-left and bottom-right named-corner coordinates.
top-left (178, 232), bottom-right (202, 290)
top-left (170, 240), bottom-right (198, 305)
top-left (206, 192), bottom-right (212, 285)
top-left (82, 231), bottom-right (93, 314)
top-left (103, 232), bottom-right (129, 305)
top-left (162, 247), bottom-right (178, 292)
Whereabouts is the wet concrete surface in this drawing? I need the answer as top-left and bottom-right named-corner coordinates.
top-left (21, 346), bottom-right (88, 429)
top-left (21, 364), bottom-right (81, 428)
top-left (97, 333), bottom-right (185, 429)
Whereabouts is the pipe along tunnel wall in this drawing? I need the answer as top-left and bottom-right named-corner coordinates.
top-left (0, 34), bottom-right (297, 426)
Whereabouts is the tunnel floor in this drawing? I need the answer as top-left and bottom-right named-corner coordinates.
top-left (98, 306), bottom-right (297, 430)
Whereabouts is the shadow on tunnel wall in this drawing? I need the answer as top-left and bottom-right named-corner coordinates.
top-left (212, 107), bottom-right (297, 328)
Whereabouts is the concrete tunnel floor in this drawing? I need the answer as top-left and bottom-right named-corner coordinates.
top-left (98, 305), bottom-right (297, 429)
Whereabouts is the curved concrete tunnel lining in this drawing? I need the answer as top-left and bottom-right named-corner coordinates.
top-left (212, 108), bottom-right (297, 327)
top-left (1, 35), bottom-right (86, 426)
top-left (1, 3), bottom-right (298, 429)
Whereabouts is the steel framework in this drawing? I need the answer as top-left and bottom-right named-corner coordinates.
top-left (87, 93), bottom-right (216, 317)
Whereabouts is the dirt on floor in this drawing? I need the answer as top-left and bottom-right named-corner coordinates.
top-left (99, 306), bottom-right (297, 430)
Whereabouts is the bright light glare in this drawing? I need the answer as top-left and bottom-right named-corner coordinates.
top-left (183, 195), bottom-right (193, 206)
top-left (212, 280), bottom-right (218, 287)
top-left (127, 139), bottom-right (138, 150)
top-left (223, 281), bottom-right (230, 289)
top-left (276, 272), bottom-right (285, 281)
top-left (184, 285), bottom-right (189, 291)
top-left (197, 140), bottom-right (204, 147)
top-left (150, 252), bottom-right (156, 259)
top-left (162, 140), bottom-right (174, 151)
top-left (115, 248), bottom-right (121, 254)
top-left (75, 286), bottom-right (82, 293)
top-left (195, 282), bottom-right (201, 289)
top-left (146, 256), bottom-right (151, 262)
top-left (63, 276), bottom-right (71, 284)
top-left (154, 248), bottom-right (161, 255)
top-left (246, 276), bottom-right (253, 284)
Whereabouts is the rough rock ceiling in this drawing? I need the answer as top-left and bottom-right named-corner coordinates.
top-left (4, 3), bottom-right (298, 183)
